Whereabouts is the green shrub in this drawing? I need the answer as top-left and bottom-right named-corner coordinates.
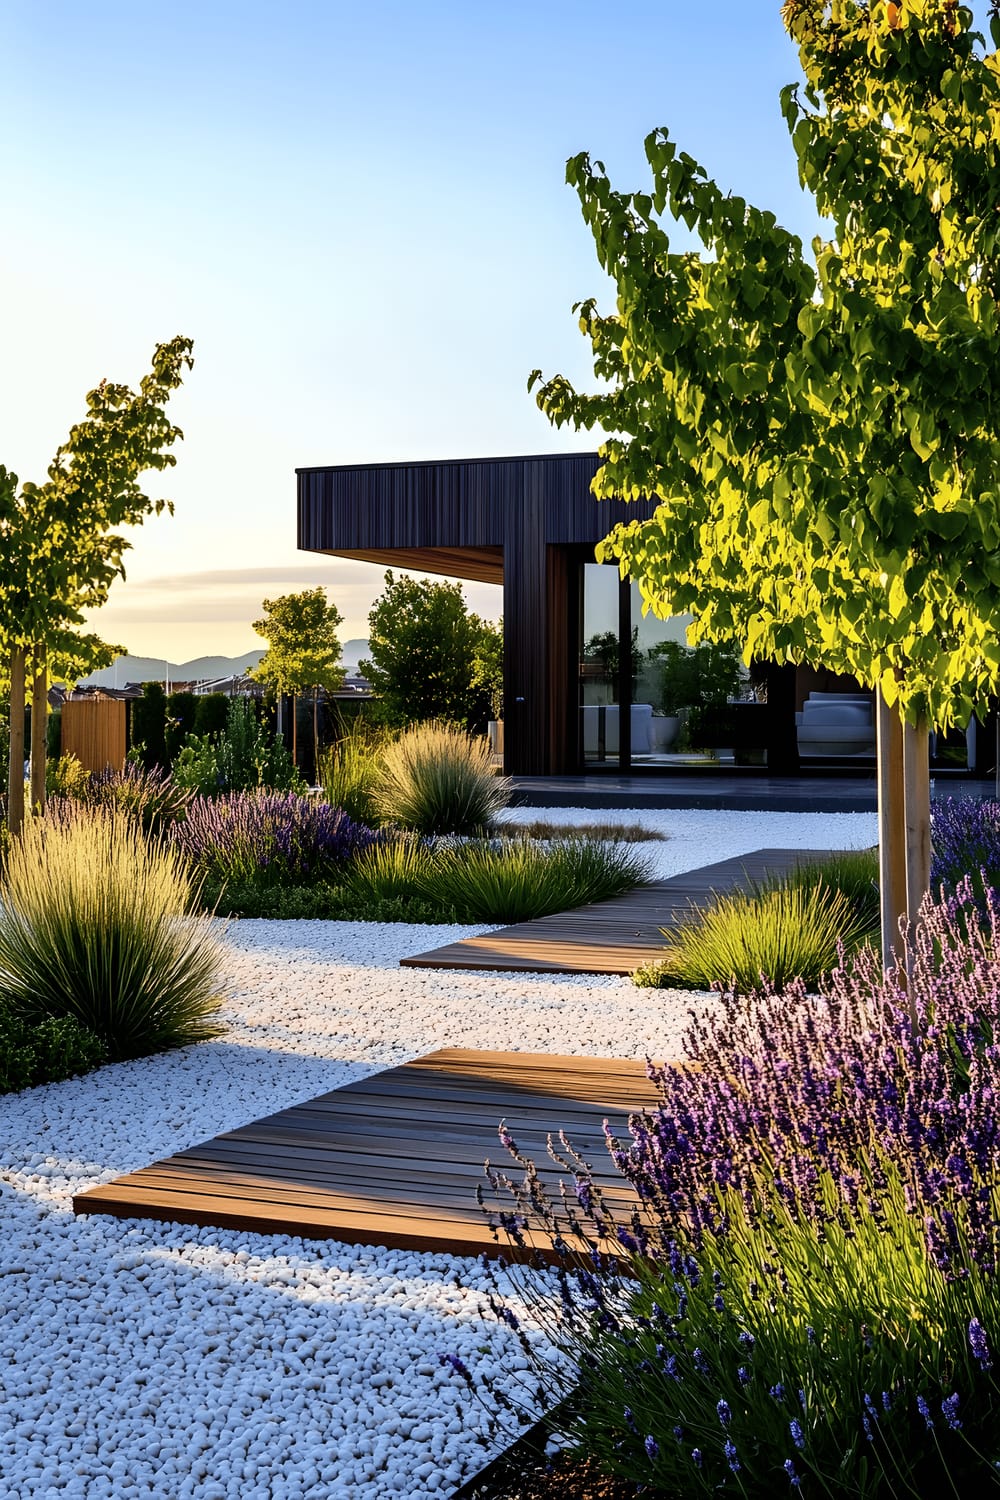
top-left (164, 691), bottom-right (198, 762)
top-left (203, 874), bottom-right (454, 923)
top-left (373, 721), bottom-right (511, 835)
top-left (87, 763), bottom-right (192, 834)
top-left (131, 681), bottom-right (167, 769)
top-left (173, 698), bottom-right (304, 795)
top-left (0, 1009), bottom-right (106, 1094)
top-left (45, 753), bottom-right (91, 800)
top-left (45, 708), bottom-right (61, 762)
top-left (318, 724), bottom-right (394, 826)
top-left (347, 834), bottom-right (650, 923)
top-left (193, 693), bottom-right (230, 738)
top-left (633, 881), bottom-right (870, 992)
top-left (0, 805), bottom-right (226, 1060)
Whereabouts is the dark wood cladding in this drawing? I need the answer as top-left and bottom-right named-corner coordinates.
top-left (297, 452), bottom-right (658, 775)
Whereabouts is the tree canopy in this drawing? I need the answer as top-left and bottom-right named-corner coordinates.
top-left (530, 0), bottom-right (1000, 734)
top-left (361, 571), bottom-right (493, 728)
top-left (1, 336), bottom-right (193, 826)
top-left (251, 588), bottom-right (346, 700)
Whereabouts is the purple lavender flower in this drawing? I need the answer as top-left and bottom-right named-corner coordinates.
top-left (717, 1399), bottom-right (732, 1426)
top-left (172, 790), bottom-right (376, 885)
top-left (644, 1434), bottom-right (659, 1460)
top-left (438, 1352), bottom-right (471, 1382)
top-left (789, 1419), bottom-right (805, 1450)
top-left (784, 1459), bottom-right (802, 1488)
top-left (770, 1383), bottom-right (786, 1402)
top-left (737, 1365), bottom-right (751, 1386)
top-left (691, 1449), bottom-right (703, 1469)
top-left (941, 1392), bottom-right (962, 1430)
top-left (969, 1318), bottom-right (993, 1371)
top-left (724, 1439), bottom-right (740, 1472)
top-left (917, 1394), bottom-right (934, 1429)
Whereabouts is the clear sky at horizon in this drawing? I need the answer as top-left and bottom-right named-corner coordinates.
top-left (3, 2), bottom-right (825, 661)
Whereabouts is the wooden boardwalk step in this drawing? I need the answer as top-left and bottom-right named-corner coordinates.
top-left (401, 847), bottom-right (836, 973)
top-left (74, 1048), bottom-right (661, 1261)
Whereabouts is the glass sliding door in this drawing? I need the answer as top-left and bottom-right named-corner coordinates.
top-left (630, 582), bottom-right (694, 763)
top-left (579, 563), bottom-right (626, 766)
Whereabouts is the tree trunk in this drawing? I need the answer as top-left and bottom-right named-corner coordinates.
top-left (30, 649), bottom-right (47, 813)
top-left (313, 688), bottom-right (319, 783)
top-left (876, 690), bottom-right (907, 969)
top-left (7, 644), bottom-right (26, 835)
top-left (876, 690), bottom-right (931, 1024)
top-left (291, 692), bottom-right (297, 766)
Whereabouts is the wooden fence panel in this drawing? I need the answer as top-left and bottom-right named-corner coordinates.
top-left (60, 700), bottom-right (126, 773)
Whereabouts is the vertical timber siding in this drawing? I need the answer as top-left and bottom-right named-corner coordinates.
top-left (297, 453), bottom-right (657, 774)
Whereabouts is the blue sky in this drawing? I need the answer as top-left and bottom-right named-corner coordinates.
top-left (3, 2), bottom-right (821, 658)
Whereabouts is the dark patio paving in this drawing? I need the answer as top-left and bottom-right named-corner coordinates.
top-left (510, 772), bottom-right (996, 813)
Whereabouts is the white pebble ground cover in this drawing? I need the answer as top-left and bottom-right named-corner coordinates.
top-left (0, 808), bottom-right (876, 1499)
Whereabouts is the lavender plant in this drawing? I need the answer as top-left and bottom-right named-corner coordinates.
top-left (931, 796), bottom-right (1000, 908)
top-left (171, 790), bottom-right (377, 887)
top-left (86, 763), bottom-right (192, 834)
top-left (462, 882), bottom-right (1000, 1496)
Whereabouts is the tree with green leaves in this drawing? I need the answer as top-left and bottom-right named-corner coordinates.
top-left (470, 618), bottom-right (504, 721)
top-left (1, 336), bottom-right (193, 831)
top-left (361, 571), bottom-right (493, 729)
top-left (530, 0), bottom-right (1000, 963)
top-left (250, 587), bottom-right (345, 772)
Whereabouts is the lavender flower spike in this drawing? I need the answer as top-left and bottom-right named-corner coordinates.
top-left (969, 1318), bottom-right (993, 1371)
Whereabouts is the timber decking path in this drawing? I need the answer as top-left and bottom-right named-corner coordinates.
top-left (401, 846), bottom-right (835, 974)
top-left (73, 1049), bottom-right (660, 1262)
top-left (73, 847), bottom-right (841, 1255)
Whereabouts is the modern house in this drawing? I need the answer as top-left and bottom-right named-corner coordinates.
top-left (296, 451), bottom-right (984, 778)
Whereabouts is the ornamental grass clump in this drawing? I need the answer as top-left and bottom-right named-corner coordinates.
top-left (373, 720), bottom-right (511, 835)
top-left (346, 834), bottom-right (650, 923)
top-left (633, 881), bottom-right (869, 992)
top-left (458, 881), bottom-right (1000, 1497)
top-left (172, 790), bottom-right (377, 887)
top-left (85, 763), bottom-right (192, 834)
top-left (317, 724), bottom-right (394, 827)
top-left (0, 806), bottom-right (225, 1061)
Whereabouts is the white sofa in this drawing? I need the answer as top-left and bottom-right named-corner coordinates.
top-left (795, 692), bottom-right (876, 758)
top-left (581, 702), bottom-right (653, 756)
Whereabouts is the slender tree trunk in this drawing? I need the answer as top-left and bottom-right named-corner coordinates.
top-left (291, 692), bottom-right (297, 766)
top-left (313, 687), bottom-right (319, 783)
top-left (876, 690), bottom-right (907, 969)
top-left (876, 690), bottom-right (930, 1026)
top-left (7, 644), bottom-right (26, 835)
top-left (30, 649), bottom-right (47, 813)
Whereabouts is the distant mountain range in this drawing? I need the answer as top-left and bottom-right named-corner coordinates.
top-left (80, 638), bottom-right (370, 687)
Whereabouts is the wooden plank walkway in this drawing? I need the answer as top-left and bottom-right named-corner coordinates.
top-left (401, 847), bottom-right (835, 974)
top-left (73, 1049), bottom-right (660, 1262)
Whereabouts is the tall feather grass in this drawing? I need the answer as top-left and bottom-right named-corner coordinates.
top-left (318, 724), bottom-right (394, 827)
top-left (372, 721), bottom-right (511, 835)
top-left (0, 806), bottom-right (226, 1060)
top-left (634, 881), bottom-right (870, 993)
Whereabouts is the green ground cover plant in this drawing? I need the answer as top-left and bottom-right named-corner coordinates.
top-left (373, 721), bottom-right (511, 835)
top-left (346, 835), bottom-right (650, 924)
top-left (0, 1008), bottom-right (106, 1094)
top-left (0, 805), bottom-right (226, 1060)
top-left (456, 882), bottom-right (1000, 1497)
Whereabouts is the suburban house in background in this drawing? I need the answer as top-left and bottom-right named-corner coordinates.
top-left (296, 451), bottom-right (991, 779)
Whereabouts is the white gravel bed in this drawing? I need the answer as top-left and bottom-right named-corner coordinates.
top-left (0, 808), bottom-right (877, 1499)
top-left (497, 804), bottom-right (878, 879)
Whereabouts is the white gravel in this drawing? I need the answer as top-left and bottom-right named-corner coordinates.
top-left (0, 807), bottom-right (877, 1499)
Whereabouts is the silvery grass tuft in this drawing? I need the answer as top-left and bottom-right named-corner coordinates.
top-left (0, 805), bottom-right (226, 1060)
top-left (373, 720), bottom-right (512, 835)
